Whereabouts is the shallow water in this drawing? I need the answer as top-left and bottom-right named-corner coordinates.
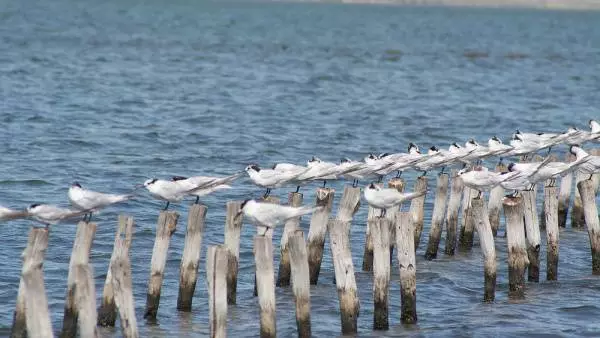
top-left (1, 0), bottom-right (600, 336)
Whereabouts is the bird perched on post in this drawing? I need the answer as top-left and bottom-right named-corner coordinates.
top-left (236, 199), bottom-right (321, 236)
top-left (68, 182), bottom-right (133, 221)
top-left (363, 183), bottom-right (426, 217)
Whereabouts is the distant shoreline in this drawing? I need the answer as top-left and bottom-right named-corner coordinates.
top-left (268, 0), bottom-right (600, 10)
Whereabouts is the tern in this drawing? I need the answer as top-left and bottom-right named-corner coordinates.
top-left (363, 183), bottom-right (426, 217)
top-left (245, 164), bottom-right (308, 198)
top-left (171, 172), bottom-right (242, 203)
top-left (142, 177), bottom-right (217, 210)
top-left (487, 136), bottom-right (514, 164)
top-left (457, 166), bottom-right (520, 197)
top-left (26, 204), bottom-right (90, 228)
top-left (508, 153), bottom-right (589, 186)
top-left (236, 199), bottom-right (321, 236)
top-left (68, 182), bottom-right (133, 221)
top-left (570, 146), bottom-right (600, 178)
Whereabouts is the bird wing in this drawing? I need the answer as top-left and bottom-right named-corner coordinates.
top-left (0, 207), bottom-right (28, 221)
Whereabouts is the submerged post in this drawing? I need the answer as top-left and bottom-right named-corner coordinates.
top-left (110, 237), bottom-right (138, 338)
top-left (396, 212), bottom-right (417, 323)
top-left (558, 153), bottom-right (573, 227)
top-left (572, 170), bottom-right (587, 228)
top-left (61, 221), bottom-right (97, 338)
top-left (98, 215), bottom-right (134, 327)
top-left (177, 204), bottom-right (207, 311)
top-left (207, 245), bottom-right (228, 338)
top-left (11, 227), bottom-right (50, 338)
top-left (254, 236), bottom-right (276, 338)
top-left (544, 185), bottom-right (559, 281)
top-left (224, 201), bottom-right (243, 305)
top-left (328, 219), bottom-right (360, 334)
top-left (458, 188), bottom-right (475, 252)
top-left (278, 192), bottom-right (303, 287)
top-left (471, 198), bottom-right (496, 302)
top-left (425, 173), bottom-right (449, 260)
top-left (410, 177), bottom-right (428, 250)
top-left (488, 163), bottom-right (507, 236)
top-left (577, 180), bottom-right (600, 274)
top-left (371, 217), bottom-right (391, 330)
top-left (144, 211), bottom-right (179, 320)
top-left (307, 188), bottom-right (335, 285)
top-left (503, 196), bottom-right (529, 299)
top-left (445, 170), bottom-right (464, 255)
top-left (288, 231), bottom-right (311, 338)
top-left (522, 189), bottom-right (540, 282)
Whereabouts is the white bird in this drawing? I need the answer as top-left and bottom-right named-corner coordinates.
top-left (505, 134), bottom-right (546, 157)
top-left (380, 144), bottom-right (430, 176)
top-left (508, 154), bottom-right (589, 186)
top-left (591, 119), bottom-right (600, 135)
top-left (499, 171), bottom-right (536, 193)
top-left (236, 199), bottom-right (320, 235)
top-left (68, 182), bottom-right (132, 221)
top-left (0, 205), bottom-right (28, 221)
top-left (245, 164), bottom-right (308, 198)
top-left (457, 166), bottom-right (519, 197)
top-left (170, 172), bottom-right (242, 203)
top-left (462, 139), bottom-right (490, 163)
top-left (562, 127), bottom-right (591, 146)
top-left (26, 204), bottom-right (89, 227)
top-left (340, 158), bottom-right (371, 187)
top-left (570, 146), bottom-right (600, 178)
top-left (487, 136), bottom-right (514, 159)
top-left (363, 183), bottom-right (426, 217)
top-left (142, 178), bottom-right (208, 210)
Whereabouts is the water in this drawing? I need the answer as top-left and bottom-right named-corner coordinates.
top-left (1, 0), bottom-right (600, 336)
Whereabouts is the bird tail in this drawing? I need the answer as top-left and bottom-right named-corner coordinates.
top-left (294, 205), bottom-right (323, 218)
top-left (111, 194), bottom-right (135, 204)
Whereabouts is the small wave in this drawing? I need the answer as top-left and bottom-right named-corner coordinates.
top-left (463, 50), bottom-right (489, 59)
top-left (505, 52), bottom-right (529, 60)
top-left (0, 179), bottom-right (52, 186)
top-left (559, 305), bottom-right (599, 313)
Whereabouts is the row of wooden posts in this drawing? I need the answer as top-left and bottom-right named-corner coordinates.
top-left (9, 152), bottom-right (600, 338)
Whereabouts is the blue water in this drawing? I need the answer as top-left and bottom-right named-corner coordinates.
top-left (1, 0), bottom-right (600, 336)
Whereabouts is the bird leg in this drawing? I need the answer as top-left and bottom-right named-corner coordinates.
top-left (88, 213), bottom-right (93, 222)
top-left (323, 180), bottom-right (327, 188)
top-left (377, 175), bottom-right (383, 183)
top-left (263, 189), bottom-right (271, 198)
top-left (163, 201), bottom-right (170, 210)
top-left (396, 171), bottom-right (403, 178)
top-left (476, 190), bottom-right (482, 199)
top-left (380, 208), bottom-right (386, 217)
top-left (439, 167), bottom-right (446, 175)
top-left (498, 158), bottom-right (504, 166)
top-left (589, 174), bottom-right (594, 181)
top-left (511, 190), bottom-right (519, 198)
top-left (420, 171), bottom-right (427, 177)
top-left (296, 186), bottom-right (300, 193)
top-left (547, 146), bottom-right (552, 155)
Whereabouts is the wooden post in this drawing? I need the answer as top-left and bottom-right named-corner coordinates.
top-left (277, 192), bottom-right (303, 287)
top-left (20, 228), bottom-right (52, 338)
top-left (488, 164), bottom-right (507, 236)
top-left (61, 221), bottom-right (97, 338)
top-left (503, 196), bottom-right (529, 299)
top-left (522, 189), bottom-right (540, 282)
top-left (336, 185), bottom-right (361, 222)
top-left (363, 183), bottom-right (383, 272)
top-left (577, 180), bottom-right (600, 274)
top-left (177, 204), bottom-right (207, 311)
top-left (224, 201), bottom-right (243, 305)
top-left (328, 219), bottom-right (360, 334)
top-left (254, 236), bottom-right (276, 338)
top-left (307, 188), bottom-right (335, 285)
top-left (410, 177), bottom-right (428, 250)
top-left (425, 173), bottom-right (449, 260)
top-left (544, 185), bottom-right (559, 281)
top-left (591, 149), bottom-right (600, 194)
top-left (371, 218), bottom-right (391, 330)
top-left (144, 211), bottom-right (179, 320)
top-left (572, 170), bottom-right (587, 228)
top-left (288, 231), bottom-right (311, 338)
top-left (110, 237), bottom-right (138, 338)
top-left (558, 153), bottom-right (574, 227)
top-left (207, 245), bottom-right (228, 338)
top-left (98, 215), bottom-right (134, 327)
top-left (254, 197), bottom-right (279, 297)
top-left (445, 170), bottom-right (464, 256)
top-left (458, 187), bottom-right (475, 252)
top-left (387, 178), bottom-right (405, 259)
top-left (471, 198), bottom-right (496, 302)
top-left (396, 211), bottom-right (417, 324)
top-left (74, 264), bottom-right (98, 338)
top-left (11, 227), bottom-right (50, 338)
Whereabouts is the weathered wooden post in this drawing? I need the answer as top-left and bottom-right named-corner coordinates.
top-left (306, 188), bottom-right (335, 285)
top-left (144, 211), bottom-right (179, 320)
top-left (471, 198), bottom-right (496, 302)
top-left (224, 201), bottom-right (243, 305)
top-left (522, 189), bottom-right (540, 282)
top-left (577, 179), bottom-right (600, 274)
top-left (503, 196), bottom-right (529, 298)
top-left (11, 227), bottom-right (50, 338)
top-left (336, 185), bottom-right (361, 223)
top-left (558, 153), bottom-right (574, 227)
top-left (572, 170), bottom-right (587, 228)
top-left (21, 228), bottom-right (52, 338)
top-left (387, 178), bottom-right (405, 259)
top-left (396, 211), bottom-right (417, 324)
top-left (207, 245), bottom-right (228, 338)
top-left (544, 185), bottom-right (559, 281)
top-left (98, 215), bottom-right (134, 326)
top-left (328, 219), bottom-right (360, 334)
top-left (458, 187), bottom-right (475, 251)
top-left (254, 236), bottom-right (276, 338)
top-left (110, 237), bottom-right (138, 338)
top-left (278, 192), bottom-right (303, 287)
top-left (177, 204), bottom-right (207, 311)
top-left (74, 264), bottom-right (97, 337)
top-left (445, 170), bottom-right (464, 255)
top-left (488, 163), bottom-right (507, 236)
top-left (425, 173), bottom-right (449, 260)
top-left (254, 197), bottom-right (279, 297)
top-left (410, 177), bottom-right (428, 249)
top-left (61, 221), bottom-right (97, 338)
top-left (362, 183), bottom-right (382, 272)
top-left (371, 217), bottom-right (391, 330)
top-left (289, 231), bottom-right (311, 338)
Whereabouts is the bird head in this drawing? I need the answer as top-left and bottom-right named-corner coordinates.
top-left (428, 146), bottom-right (439, 155)
top-left (507, 163), bottom-right (516, 172)
top-left (71, 182), bottom-right (82, 188)
top-left (378, 152), bottom-right (390, 159)
top-left (408, 142), bottom-right (419, 153)
top-left (340, 158), bottom-right (351, 164)
top-left (143, 178), bottom-right (158, 187)
top-left (457, 168), bottom-right (469, 176)
top-left (28, 204), bottom-right (42, 212)
top-left (308, 156), bottom-right (321, 164)
top-left (245, 164), bottom-right (260, 173)
top-left (569, 145), bottom-right (580, 155)
top-left (171, 176), bottom-right (187, 181)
